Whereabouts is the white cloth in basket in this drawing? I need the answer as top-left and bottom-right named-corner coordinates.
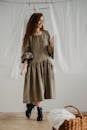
top-left (47, 108), bottom-right (75, 129)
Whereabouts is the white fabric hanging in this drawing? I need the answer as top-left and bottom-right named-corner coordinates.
top-left (51, 0), bottom-right (87, 74)
top-left (0, 0), bottom-right (87, 80)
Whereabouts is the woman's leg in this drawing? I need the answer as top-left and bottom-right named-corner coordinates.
top-left (25, 103), bottom-right (35, 118)
top-left (33, 101), bottom-right (43, 121)
top-left (25, 101), bottom-right (43, 121)
top-left (33, 101), bottom-right (40, 107)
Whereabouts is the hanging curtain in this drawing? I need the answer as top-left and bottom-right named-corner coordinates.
top-left (51, 0), bottom-right (87, 74)
top-left (0, 0), bottom-right (87, 80)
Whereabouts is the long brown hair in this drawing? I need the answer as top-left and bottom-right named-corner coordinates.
top-left (22, 13), bottom-right (44, 52)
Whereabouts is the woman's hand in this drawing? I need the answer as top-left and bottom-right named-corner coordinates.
top-left (20, 60), bottom-right (28, 75)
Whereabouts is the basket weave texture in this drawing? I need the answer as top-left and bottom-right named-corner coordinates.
top-left (52, 105), bottom-right (87, 130)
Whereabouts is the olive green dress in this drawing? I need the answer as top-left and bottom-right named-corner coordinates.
top-left (21, 30), bottom-right (55, 103)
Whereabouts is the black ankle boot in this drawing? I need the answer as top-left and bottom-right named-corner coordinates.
top-left (25, 103), bottom-right (35, 118)
top-left (37, 107), bottom-right (43, 121)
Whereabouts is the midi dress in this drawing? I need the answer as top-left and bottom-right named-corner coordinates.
top-left (21, 30), bottom-right (55, 103)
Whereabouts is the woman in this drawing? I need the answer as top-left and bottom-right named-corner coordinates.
top-left (21, 13), bottom-right (55, 121)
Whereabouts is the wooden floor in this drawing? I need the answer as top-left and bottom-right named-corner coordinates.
top-left (0, 112), bottom-right (51, 130)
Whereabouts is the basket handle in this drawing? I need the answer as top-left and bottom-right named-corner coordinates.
top-left (64, 105), bottom-right (83, 118)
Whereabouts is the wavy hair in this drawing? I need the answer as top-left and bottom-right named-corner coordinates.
top-left (22, 13), bottom-right (44, 51)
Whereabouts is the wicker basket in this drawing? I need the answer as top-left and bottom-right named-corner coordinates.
top-left (52, 105), bottom-right (87, 130)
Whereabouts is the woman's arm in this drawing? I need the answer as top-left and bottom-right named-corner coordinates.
top-left (20, 60), bottom-right (28, 75)
top-left (21, 39), bottom-right (33, 63)
top-left (47, 31), bottom-right (54, 58)
top-left (20, 38), bottom-right (33, 75)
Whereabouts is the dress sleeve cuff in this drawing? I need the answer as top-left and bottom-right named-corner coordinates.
top-left (21, 52), bottom-right (33, 63)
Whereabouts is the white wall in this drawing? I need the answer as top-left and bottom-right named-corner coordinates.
top-left (0, 0), bottom-right (87, 112)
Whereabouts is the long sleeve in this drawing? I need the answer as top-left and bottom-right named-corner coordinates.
top-left (47, 31), bottom-right (54, 59)
top-left (21, 38), bottom-right (33, 63)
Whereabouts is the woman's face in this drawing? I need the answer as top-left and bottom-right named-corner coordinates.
top-left (37, 16), bottom-right (44, 29)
